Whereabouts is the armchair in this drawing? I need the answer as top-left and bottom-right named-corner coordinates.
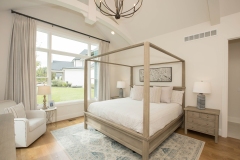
top-left (0, 100), bottom-right (46, 147)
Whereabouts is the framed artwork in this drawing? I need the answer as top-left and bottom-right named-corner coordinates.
top-left (49, 100), bottom-right (55, 108)
top-left (139, 67), bottom-right (172, 82)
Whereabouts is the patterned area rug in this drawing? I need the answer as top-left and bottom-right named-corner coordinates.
top-left (51, 123), bottom-right (204, 160)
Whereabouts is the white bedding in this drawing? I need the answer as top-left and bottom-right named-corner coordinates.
top-left (88, 98), bottom-right (182, 136)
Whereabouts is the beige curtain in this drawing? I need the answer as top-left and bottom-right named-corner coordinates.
top-left (5, 14), bottom-right (37, 110)
top-left (98, 41), bottom-right (110, 101)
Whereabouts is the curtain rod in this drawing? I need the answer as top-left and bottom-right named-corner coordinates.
top-left (11, 10), bottom-right (110, 43)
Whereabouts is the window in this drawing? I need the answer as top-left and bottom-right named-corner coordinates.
top-left (36, 30), bottom-right (98, 104)
top-left (90, 45), bottom-right (99, 99)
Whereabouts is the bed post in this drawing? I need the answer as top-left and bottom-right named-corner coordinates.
top-left (182, 61), bottom-right (186, 129)
top-left (130, 67), bottom-right (133, 87)
top-left (143, 41), bottom-right (150, 160)
top-left (84, 60), bottom-right (88, 129)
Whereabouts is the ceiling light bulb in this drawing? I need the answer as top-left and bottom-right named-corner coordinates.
top-left (134, 3), bottom-right (135, 6)
top-left (111, 31), bottom-right (115, 35)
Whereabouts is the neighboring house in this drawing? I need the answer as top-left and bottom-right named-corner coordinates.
top-left (51, 49), bottom-right (97, 87)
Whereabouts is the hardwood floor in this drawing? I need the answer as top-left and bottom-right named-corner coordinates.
top-left (16, 117), bottom-right (84, 160)
top-left (16, 117), bottom-right (240, 160)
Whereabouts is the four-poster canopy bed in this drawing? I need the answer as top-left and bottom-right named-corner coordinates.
top-left (84, 42), bottom-right (186, 160)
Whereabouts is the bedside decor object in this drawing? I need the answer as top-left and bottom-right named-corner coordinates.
top-left (117, 81), bottom-right (125, 98)
top-left (49, 100), bottom-right (55, 108)
top-left (38, 85), bottom-right (51, 110)
top-left (193, 81), bottom-right (211, 110)
top-left (184, 106), bottom-right (220, 143)
top-left (139, 67), bottom-right (172, 82)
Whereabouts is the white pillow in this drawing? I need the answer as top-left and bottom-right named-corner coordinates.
top-left (150, 87), bottom-right (161, 103)
top-left (4, 102), bottom-right (26, 118)
top-left (160, 86), bottom-right (173, 103)
top-left (132, 86), bottom-right (144, 101)
top-left (171, 90), bottom-right (184, 105)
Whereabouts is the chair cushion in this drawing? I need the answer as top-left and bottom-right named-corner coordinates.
top-left (4, 102), bottom-right (26, 118)
top-left (28, 118), bottom-right (45, 132)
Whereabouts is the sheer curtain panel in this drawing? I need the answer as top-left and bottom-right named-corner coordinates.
top-left (98, 41), bottom-right (110, 101)
top-left (5, 14), bottom-right (37, 110)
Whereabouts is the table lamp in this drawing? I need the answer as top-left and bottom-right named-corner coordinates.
top-left (38, 85), bottom-right (51, 110)
top-left (117, 81), bottom-right (125, 98)
top-left (193, 81), bottom-right (211, 110)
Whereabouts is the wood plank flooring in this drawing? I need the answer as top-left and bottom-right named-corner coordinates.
top-left (16, 117), bottom-right (240, 160)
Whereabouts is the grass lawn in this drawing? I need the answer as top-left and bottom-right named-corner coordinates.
top-left (37, 87), bottom-right (94, 104)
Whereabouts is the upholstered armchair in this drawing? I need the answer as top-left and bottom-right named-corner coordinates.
top-left (0, 100), bottom-right (46, 147)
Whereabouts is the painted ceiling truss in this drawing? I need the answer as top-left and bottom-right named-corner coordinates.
top-left (37, 0), bottom-right (133, 44)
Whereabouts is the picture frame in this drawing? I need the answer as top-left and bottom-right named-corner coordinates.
top-left (139, 67), bottom-right (172, 82)
top-left (49, 100), bottom-right (55, 108)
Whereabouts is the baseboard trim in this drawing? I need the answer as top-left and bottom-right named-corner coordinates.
top-left (57, 111), bottom-right (84, 122)
top-left (228, 117), bottom-right (240, 124)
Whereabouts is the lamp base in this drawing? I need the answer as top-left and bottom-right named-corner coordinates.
top-left (119, 88), bottom-right (123, 98)
top-left (197, 93), bottom-right (205, 110)
top-left (42, 95), bottom-right (48, 110)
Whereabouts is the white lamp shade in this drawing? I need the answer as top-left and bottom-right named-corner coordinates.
top-left (193, 82), bottom-right (211, 94)
top-left (38, 86), bottom-right (51, 95)
top-left (117, 81), bottom-right (125, 88)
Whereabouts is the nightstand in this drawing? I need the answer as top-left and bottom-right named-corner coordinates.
top-left (184, 106), bottom-right (220, 143)
top-left (40, 107), bottom-right (57, 126)
top-left (110, 96), bottom-right (123, 99)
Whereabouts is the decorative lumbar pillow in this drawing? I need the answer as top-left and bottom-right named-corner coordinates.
top-left (171, 90), bottom-right (184, 105)
top-left (132, 85), bottom-right (144, 101)
top-left (160, 86), bottom-right (173, 103)
top-left (150, 87), bottom-right (161, 103)
top-left (4, 102), bottom-right (26, 118)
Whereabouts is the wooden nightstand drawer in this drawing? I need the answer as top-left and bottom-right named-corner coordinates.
top-left (200, 113), bottom-right (215, 121)
top-left (188, 117), bottom-right (197, 124)
top-left (188, 111), bottom-right (200, 118)
top-left (198, 119), bottom-right (215, 127)
top-left (188, 118), bottom-right (215, 127)
top-left (198, 126), bottom-right (215, 135)
top-left (187, 124), bottom-right (215, 135)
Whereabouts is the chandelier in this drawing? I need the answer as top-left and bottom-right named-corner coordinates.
top-left (94, 0), bottom-right (143, 19)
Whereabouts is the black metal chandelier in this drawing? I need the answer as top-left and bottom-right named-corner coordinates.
top-left (94, 0), bottom-right (143, 19)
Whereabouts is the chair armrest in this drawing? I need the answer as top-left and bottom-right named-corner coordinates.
top-left (26, 110), bottom-right (46, 119)
top-left (14, 118), bottom-right (29, 146)
top-left (14, 118), bottom-right (29, 131)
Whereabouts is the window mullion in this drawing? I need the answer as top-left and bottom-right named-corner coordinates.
top-left (87, 44), bottom-right (91, 100)
top-left (47, 32), bottom-right (52, 102)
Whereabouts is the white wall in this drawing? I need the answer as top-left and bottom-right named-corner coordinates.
top-left (0, 6), bottom-right (114, 121)
top-left (110, 12), bottom-right (240, 136)
top-left (228, 39), bottom-right (240, 124)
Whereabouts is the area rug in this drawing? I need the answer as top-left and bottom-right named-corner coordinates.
top-left (51, 123), bottom-right (205, 160)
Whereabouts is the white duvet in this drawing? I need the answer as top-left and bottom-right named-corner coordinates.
top-left (88, 98), bottom-right (182, 136)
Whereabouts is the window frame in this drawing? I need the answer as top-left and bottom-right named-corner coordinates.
top-left (36, 25), bottom-right (99, 105)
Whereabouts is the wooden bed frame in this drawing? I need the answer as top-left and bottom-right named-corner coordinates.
top-left (84, 42), bottom-right (185, 160)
